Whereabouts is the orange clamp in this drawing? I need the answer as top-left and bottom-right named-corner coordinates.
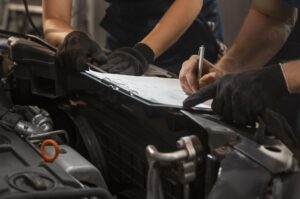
top-left (40, 139), bottom-right (60, 163)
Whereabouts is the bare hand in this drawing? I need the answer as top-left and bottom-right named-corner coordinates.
top-left (179, 55), bottom-right (223, 95)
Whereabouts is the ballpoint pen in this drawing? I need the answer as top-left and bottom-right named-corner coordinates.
top-left (198, 45), bottom-right (205, 79)
top-left (86, 62), bottom-right (107, 73)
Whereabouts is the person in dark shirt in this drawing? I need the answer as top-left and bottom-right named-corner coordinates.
top-left (43, 0), bottom-right (223, 75)
top-left (180, 0), bottom-right (300, 139)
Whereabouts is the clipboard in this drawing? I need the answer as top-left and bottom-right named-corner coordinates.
top-left (82, 65), bottom-right (212, 111)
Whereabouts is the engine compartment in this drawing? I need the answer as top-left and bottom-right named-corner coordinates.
top-left (0, 32), bottom-right (300, 199)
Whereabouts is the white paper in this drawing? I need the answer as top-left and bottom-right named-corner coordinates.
top-left (86, 70), bottom-right (211, 109)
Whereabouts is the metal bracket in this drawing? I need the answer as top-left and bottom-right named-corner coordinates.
top-left (146, 135), bottom-right (203, 199)
top-left (13, 106), bottom-right (69, 144)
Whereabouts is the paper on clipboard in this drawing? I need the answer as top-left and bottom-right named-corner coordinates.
top-left (86, 70), bottom-right (211, 109)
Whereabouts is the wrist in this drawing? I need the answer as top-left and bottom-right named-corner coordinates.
top-left (280, 61), bottom-right (300, 93)
top-left (216, 54), bottom-right (263, 74)
top-left (279, 63), bottom-right (291, 93)
top-left (67, 30), bottom-right (86, 37)
top-left (215, 56), bottom-right (239, 74)
top-left (262, 64), bottom-right (290, 96)
top-left (134, 43), bottom-right (155, 64)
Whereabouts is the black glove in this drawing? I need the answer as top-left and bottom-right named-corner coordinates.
top-left (56, 31), bottom-right (107, 73)
top-left (99, 43), bottom-right (154, 75)
top-left (183, 64), bottom-right (290, 125)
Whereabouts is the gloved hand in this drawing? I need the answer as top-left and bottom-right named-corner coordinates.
top-left (99, 43), bottom-right (154, 75)
top-left (56, 31), bottom-right (107, 73)
top-left (183, 64), bottom-right (290, 125)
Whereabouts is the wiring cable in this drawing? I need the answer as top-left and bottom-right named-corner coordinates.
top-left (22, 0), bottom-right (41, 36)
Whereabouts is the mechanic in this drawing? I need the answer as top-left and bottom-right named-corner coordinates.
top-left (180, 0), bottom-right (300, 137)
top-left (42, 0), bottom-right (223, 75)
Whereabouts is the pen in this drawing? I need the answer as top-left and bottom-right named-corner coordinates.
top-left (86, 62), bottom-right (107, 73)
top-left (198, 45), bottom-right (205, 79)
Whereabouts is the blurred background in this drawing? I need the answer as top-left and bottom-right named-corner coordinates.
top-left (0, 0), bottom-right (251, 46)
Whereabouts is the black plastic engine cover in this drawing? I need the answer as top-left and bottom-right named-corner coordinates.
top-left (7, 36), bottom-right (98, 101)
top-left (0, 125), bottom-right (111, 199)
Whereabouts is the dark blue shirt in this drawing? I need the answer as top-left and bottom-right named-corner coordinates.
top-left (101, 0), bottom-right (223, 42)
top-left (202, 0), bottom-right (223, 41)
top-left (101, 0), bottom-right (222, 73)
top-left (281, 0), bottom-right (300, 8)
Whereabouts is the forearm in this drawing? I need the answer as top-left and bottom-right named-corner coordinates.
top-left (141, 0), bottom-right (202, 58)
top-left (282, 60), bottom-right (300, 93)
top-left (43, 19), bottom-right (73, 46)
top-left (217, 0), bottom-right (297, 73)
top-left (42, 0), bottom-right (73, 46)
